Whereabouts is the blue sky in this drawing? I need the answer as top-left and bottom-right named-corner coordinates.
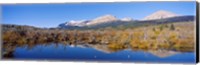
top-left (2, 2), bottom-right (196, 28)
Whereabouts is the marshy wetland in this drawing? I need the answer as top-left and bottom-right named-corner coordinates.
top-left (2, 22), bottom-right (196, 63)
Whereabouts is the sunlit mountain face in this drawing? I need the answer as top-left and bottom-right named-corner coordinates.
top-left (58, 10), bottom-right (195, 30)
top-left (142, 10), bottom-right (178, 20)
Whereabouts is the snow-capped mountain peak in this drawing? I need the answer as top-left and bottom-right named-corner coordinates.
top-left (64, 20), bottom-right (88, 27)
top-left (59, 14), bottom-right (118, 27)
top-left (86, 14), bottom-right (118, 25)
top-left (143, 10), bottom-right (178, 20)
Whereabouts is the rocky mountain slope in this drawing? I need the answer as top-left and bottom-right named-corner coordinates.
top-left (58, 10), bottom-right (195, 30)
top-left (142, 10), bottom-right (178, 20)
top-left (86, 14), bottom-right (118, 26)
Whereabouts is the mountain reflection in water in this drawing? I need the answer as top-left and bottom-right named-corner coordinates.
top-left (2, 43), bottom-right (195, 63)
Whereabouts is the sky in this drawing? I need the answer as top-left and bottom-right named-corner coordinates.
top-left (2, 2), bottom-right (196, 28)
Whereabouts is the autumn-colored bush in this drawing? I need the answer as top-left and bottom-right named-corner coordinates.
top-left (2, 22), bottom-right (195, 52)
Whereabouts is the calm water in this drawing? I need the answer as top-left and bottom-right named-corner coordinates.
top-left (9, 43), bottom-right (195, 63)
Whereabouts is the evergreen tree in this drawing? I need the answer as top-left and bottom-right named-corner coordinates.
top-left (170, 24), bottom-right (175, 30)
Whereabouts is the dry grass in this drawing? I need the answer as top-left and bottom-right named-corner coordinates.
top-left (3, 22), bottom-right (195, 52)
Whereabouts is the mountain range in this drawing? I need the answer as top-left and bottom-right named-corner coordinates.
top-left (58, 14), bottom-right (133, 27)
top-left (58, 10), bottom-right (195, 30)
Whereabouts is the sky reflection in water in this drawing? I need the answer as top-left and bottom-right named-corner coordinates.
top-left (13, 43), bottom-right (195, 63)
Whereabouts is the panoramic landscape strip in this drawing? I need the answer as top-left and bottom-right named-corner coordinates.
top-left (1, 2), bottom-right (196, 63)
top-left (3, 10), bottom-right (195, 57)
